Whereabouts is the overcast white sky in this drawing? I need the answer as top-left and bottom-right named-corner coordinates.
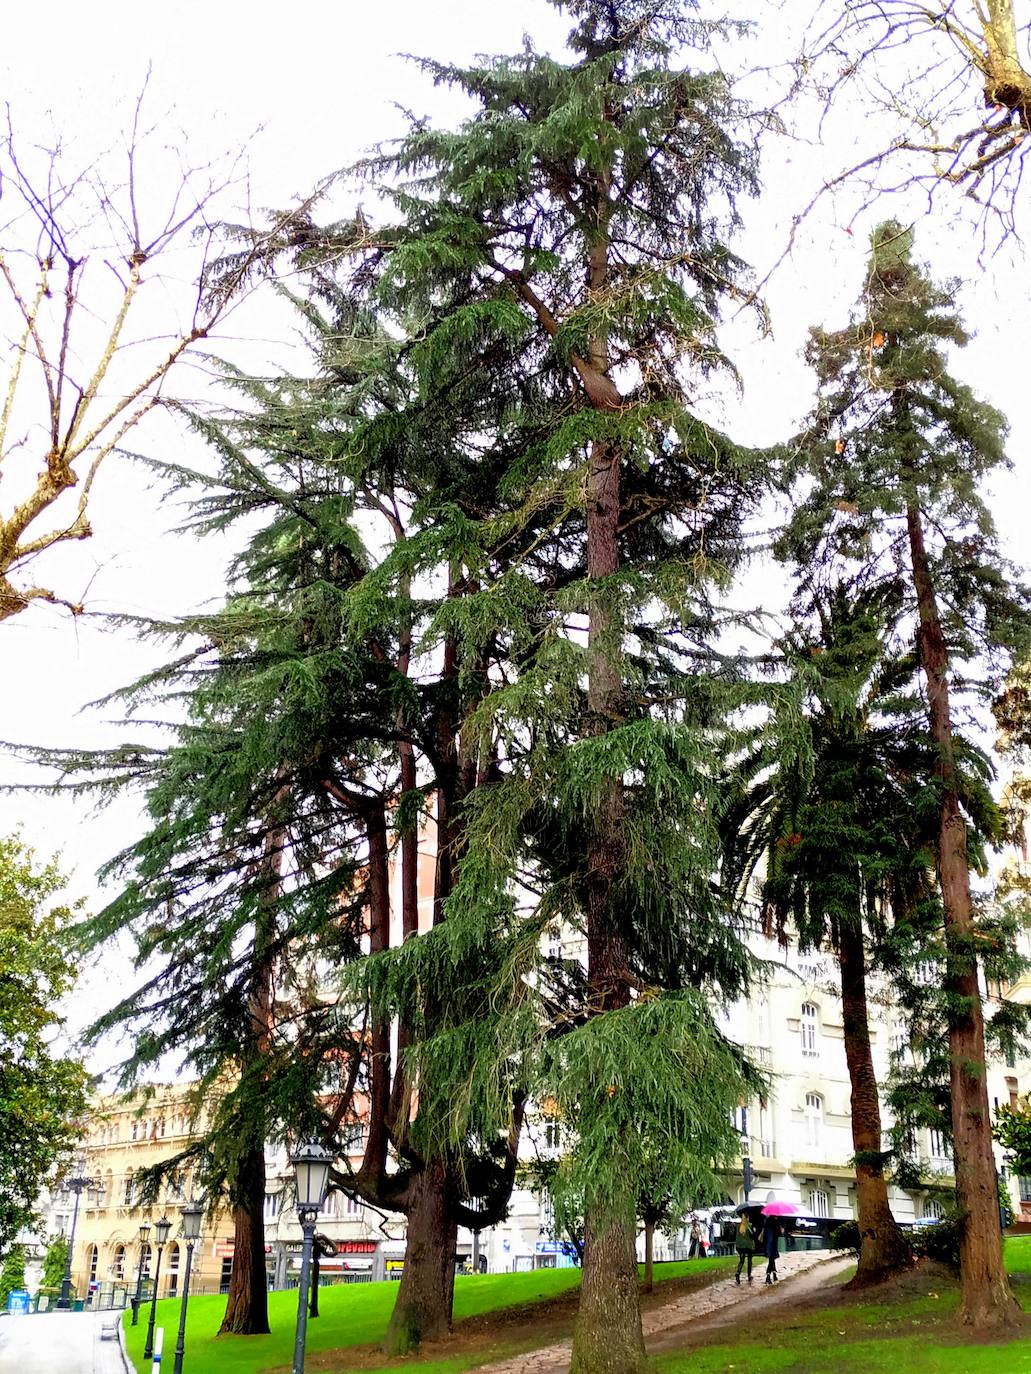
top-left (2, 1), bottom-right (1030, 1066)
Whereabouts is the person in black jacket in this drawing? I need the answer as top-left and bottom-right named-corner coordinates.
top-left (761, 1218), bottom-right (781, 1284)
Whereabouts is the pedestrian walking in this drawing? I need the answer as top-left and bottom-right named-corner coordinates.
top-left (761, 1218), bottom-right (781, 1284)
top-left (687, 1215), bottom-right (703, 1259)
top-left (734, 1214), bottom-right (756, 1284)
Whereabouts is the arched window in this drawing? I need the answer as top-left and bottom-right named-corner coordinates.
top-left (800, 1004), bottom-right (819, 1058)
top-left (804, 1093), bottom-right (823, 1150)
top-left (88, 1244), bottom-right (99, 1284)
top-left (140, 1243), bottom-right (152, 1279)
top-left (808, 1185), bottom-right (830, 1217)
top-left (112, 1244), bottom-right (126, 1280)
top-left (167, 1244), bottom-right (180, 1296)
top-left (922, 1197), bottom-right (945, 1220)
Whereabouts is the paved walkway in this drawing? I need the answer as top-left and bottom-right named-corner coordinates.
top-left (477, 1250), bottom-right (848, 1374)
top-left (0, 1310), bottom-right (127, 1374)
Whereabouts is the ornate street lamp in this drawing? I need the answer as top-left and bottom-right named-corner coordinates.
top-left (291, 1141), bottom-right (332, 1374)
top-left (132, 1222), bottom-right (152, 1325)
top-left (57, 1161), bottom-right (101, 1309)
top-left (143, 1216), bottom-right (173, 1360)
top-left (172, 1202), bottom-right (205, 1374)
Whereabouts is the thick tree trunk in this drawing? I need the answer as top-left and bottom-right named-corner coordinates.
top-left (569, 143), bottom-right (646, 1373)
top-left (837, 921), bottom-right (912, 1287)
top-left (643, 1222), bottom-right (654, 1294)
top-left (384, 1162), bottom-right (456, 1356)
top-left (571, 1202), bottom-right (646, 1374)
top-left (905, 498), bottom-right (1021, 1330)
top-left (217, 1142), bottom-right (270, 1335)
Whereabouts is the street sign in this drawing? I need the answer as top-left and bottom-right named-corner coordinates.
top-left (6, 1290), bottom-right (29, 1315)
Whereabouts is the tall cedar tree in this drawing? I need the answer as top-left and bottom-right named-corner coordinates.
top-left (36, 282), bottom-right (536, 1347)
top-left (723, 584), bottom-right (929, 1285)
top-left (783, 222), bottom-right (1031, 1327)
top-left (300, 3), bottom-right (768, 1369)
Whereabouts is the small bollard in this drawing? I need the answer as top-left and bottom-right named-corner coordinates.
top-left (151, 1328), bottom-right (163, 1374)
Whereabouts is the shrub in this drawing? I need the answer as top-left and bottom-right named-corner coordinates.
top-left (830, 1220), bottom-right (861, 1255)
top-left (910, 1214), bottom-right (962, 1270)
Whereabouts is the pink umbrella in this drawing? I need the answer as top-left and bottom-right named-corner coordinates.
top-left (761, 1201), bottom-right (804, 1216)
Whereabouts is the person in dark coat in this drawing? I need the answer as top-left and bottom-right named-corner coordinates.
top-left (761, 1218), bottom-right (781, 1284)
top-left (734, 1215), bottom-right (756, 1284)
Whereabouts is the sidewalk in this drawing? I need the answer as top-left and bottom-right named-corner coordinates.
top-left (475, 1250), bottom-right (846, 1374)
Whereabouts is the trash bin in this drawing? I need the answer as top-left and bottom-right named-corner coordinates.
top-left (73, 1299), bottom-right (85, 1312)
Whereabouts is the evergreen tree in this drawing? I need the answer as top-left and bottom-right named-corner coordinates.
top-left (723, 583), bottom-right (930, 1285)
top-left (41, 1236), bottom-right (68, 1291)
top-left (0, 1245), bottom-right (26, 1307)
top-left (277, 3), bottom-right (770, 1368)
top-left (783, 222), bottom-right (1031, 1327)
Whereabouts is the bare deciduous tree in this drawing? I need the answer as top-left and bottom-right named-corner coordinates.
top-left (0, 91), bottom-right (287, 623)
top-left (805, 1), bottom-right (1031, 231)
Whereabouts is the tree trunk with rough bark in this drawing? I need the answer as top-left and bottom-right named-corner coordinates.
top-left (567, 142), bottom-right (647, 1374)
top-left (384, 1161), bottom-right (456, 1355)
top-left (571, 1202), bottom-right (646, 1374)
top-left (217, 1142), bottom-right (270, 1335)
top-left (838, 920), bottom-right (912, 1287)
top-left (905, 496), bottom-right (1021, 1330)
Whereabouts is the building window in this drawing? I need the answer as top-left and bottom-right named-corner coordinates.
top-left (808, 1187), bottom-right (830, 1218)
top-left (804, 1093), bottom-right (823, 1150)
top-left (731, 1104), bottom-right (749, 1138)
top-left (800, 1004), bottom-right (819, 1058)
top-left (88, 1245), bottom-right (98, 1283)
top-left (922, 1197), bottom-right (945, 1220)
top-left (112, 1245), bottom-right (126, 1280)
top-left (167, 1244), bottom-right (180, 1296)
top-left (1006, 1077), bottom-right (1020, 1109)
top-left (123, 1174), bottom-right (134, 1206)
top-left (345, 1194), bottom-right (361, 1215)
top-left (1018, 1177), bottom-right (1031, 1203)
top-left (131, 1122), bottom-right (139, 1142)
top-left (543, 1119), bottom-right (562, 1152)
top-left (140, 1243), bottom-right (152, 1279)
top-left (913, 962), bottom-right (937, 988)
top-left (219, 1258), bottom-right (233, 1295)
top-left (263, 1193), bottom-right (279, 1221)
top-left (928, 1129), bottom-right (949, 1162)
top-left (758, 1100), bottom-right (774, 1157)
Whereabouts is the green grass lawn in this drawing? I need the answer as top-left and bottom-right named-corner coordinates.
top-left (123, 1255), bottom-right (734, 1374)
top-left (655, 1236), bottom-right (1031, 1374)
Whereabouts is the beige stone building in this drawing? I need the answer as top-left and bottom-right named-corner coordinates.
top-left (50, 1084), bottom-right (244, 1302)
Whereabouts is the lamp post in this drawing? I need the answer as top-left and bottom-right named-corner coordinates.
top-left (132, 1222), bottom-right (152, 1325)
top-left (143, 1217), bottom-right (172, 1360)
top-left (57, 1162), bottom-right (100, 1309)
top-left (172, 1202), bottom-right (205, 1374)
top-left (291, 1141), bottom-right (332, 1374)
top-left (740, 1134), bottom-right (754, 1206)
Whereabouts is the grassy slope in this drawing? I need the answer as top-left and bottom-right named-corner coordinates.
top-left (125, 1241), bottom-right (1031, 1374)
top-left (657, 1236), bottom-right (1031, 1374)
top-left (123, 1256), bottom-right (734, 1374)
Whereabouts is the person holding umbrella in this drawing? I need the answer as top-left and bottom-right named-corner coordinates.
top-left (760, 1216), bottom-right (781, 1284)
